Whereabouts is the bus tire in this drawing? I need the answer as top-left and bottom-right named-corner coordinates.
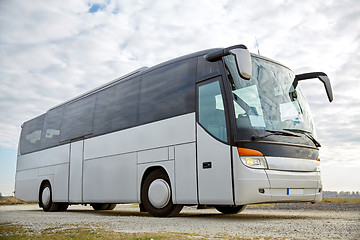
top-left (215, 205), bottom-right (246, 214)
top-left (141, 169), bottom-right (183, 217)
top-left (39, 182), bottom-right (60, 212)
top-left (58, 203), bottom-right (69, 211)
top-left (91, 203), bottom-right (110, 210)
top-left (106, 204), bottom-right (117, 210)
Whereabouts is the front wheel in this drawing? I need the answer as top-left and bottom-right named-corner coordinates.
top-left (39, 182), bottom-right (60, 212)
top-left (58, 203), bottom-right (69, 211)
top-left (215, 205), bottom-right (247, 214)
top-left (141, 169), bottom-right (183, 217)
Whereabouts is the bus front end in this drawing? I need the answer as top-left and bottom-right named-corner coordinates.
top-left (219, 48), bottom-right (332, 205)
top-left (233, 146), bottom-right (322, 205)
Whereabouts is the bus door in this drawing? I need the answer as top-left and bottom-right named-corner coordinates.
top-left (196, 77), bottom-right (234, 205)
top-left (68, 140), bottom-right (84, 203)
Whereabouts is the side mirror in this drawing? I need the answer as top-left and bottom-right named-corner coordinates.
top-left (229, 48), bottom-right (252, 80)
top-left (204, 44), bottom-right (252, 80)
top-left (294, 72), bottom-right (333, 102)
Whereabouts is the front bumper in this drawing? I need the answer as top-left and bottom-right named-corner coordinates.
top-left (233, 148), bottom-right (322, 205)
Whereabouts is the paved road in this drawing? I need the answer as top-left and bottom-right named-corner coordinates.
top-left (1, 203), bottom-right (359, 239)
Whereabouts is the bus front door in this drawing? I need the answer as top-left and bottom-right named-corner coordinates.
top-left (196, 79), bottom-right (234, 205)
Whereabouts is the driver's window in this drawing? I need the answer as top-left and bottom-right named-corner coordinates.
top-left (198, 78), bottom-right (227, 142)
top-left (233, 85), bottom-right (266, 128)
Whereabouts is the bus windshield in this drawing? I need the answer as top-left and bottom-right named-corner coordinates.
top-left (224, 55), bottom-right (316, 144)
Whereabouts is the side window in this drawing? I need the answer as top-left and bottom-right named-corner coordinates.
top-left (138, 58), bottom-right (196, 124)
top-left (197, 56), bottom-right (220, 81)
top-left (198, 78), bottom-right (228, 142)
top-left (60, 95), bottom-right (96, 142)
top-left (41, 107), bottom-right (63, 149)
top-left (93, 78), bottom-right (140, 136)
top-left (20, 114), bottom-right (45, 154)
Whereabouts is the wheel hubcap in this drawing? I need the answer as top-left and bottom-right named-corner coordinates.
top-left (42, 187), bottom-right (51, 206)
top-left (148, 179), bottom-right (171, 208)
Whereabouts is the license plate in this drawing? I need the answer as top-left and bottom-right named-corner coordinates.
top-left (287, 188), bottom-right (304, 195)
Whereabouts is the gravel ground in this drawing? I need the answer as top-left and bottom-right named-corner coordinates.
top-left (1, 203), bottom-right (359, 239)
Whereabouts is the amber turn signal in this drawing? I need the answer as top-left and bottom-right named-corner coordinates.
top-left (237, 147), bottom-right (263, 157)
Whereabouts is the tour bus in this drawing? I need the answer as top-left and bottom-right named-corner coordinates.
top-left (15, 44), bottom-right (333, 217)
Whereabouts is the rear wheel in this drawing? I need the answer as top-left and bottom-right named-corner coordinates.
top-left (215, 205), bottom-right (246, 214)
top-left (39, 182), bottom-right (60, 212)
top-left (141, 169), bottom-right (183, 217)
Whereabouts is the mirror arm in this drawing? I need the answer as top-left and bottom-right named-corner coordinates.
top-left (204, 44), bottom-right (247, 62)
top-left (204, 44), bottom-right (252, 80)
top-left (295, 72), bottom-right (334, 102)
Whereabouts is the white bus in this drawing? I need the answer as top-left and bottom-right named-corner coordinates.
top-left (15, 44), bottom-right (333, 217)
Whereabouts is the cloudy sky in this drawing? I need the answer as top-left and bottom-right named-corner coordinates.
top-left (0, 0), bottom-right (359, 196)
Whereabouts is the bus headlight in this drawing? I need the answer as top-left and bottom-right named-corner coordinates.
top-left (240, 157), bottom-right (268, 169)
top-left (237, 147), bottom-right (268, 169)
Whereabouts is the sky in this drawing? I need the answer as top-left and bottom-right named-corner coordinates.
top-left (0, 0), bottom-right (359, 196)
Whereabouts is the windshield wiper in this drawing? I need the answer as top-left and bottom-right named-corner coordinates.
top-left (251, 130), bottom-right (301, 141)
top-left (283, 128), bottom-right (321, 147)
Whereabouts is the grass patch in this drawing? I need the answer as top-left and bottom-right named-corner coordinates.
top-left (0, 222), bottom-right (317, 240)
top-left (248, 203), bottom-right (276, 207)
top-left (0, 222), bottom-right (206, 240)
top-left (322, 198), bottom-right (360, 204)
top-left (0, 197), bottom-right (29, 205)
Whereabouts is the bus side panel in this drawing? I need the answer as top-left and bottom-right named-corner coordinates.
top-left (84, 113), bottom-right (196, 204)
top-left (137, 160), bottom-right (175, 203)
top-left (16, 144), bottom-right (69, 171)
top-left (68, 141), bottom-right (84, 203)
top-left (83, 152), bottom-right (137, 203)
top-left (84, 113), bottom-right (196, 160)
top-left (15, 145), bottom-right (70, 202)
top-left (15, 168), bottom-right (42, 202)
top-left (52, 163), bottom-right (69, 202)
top-left (174, 142), bottom-right (197, 204)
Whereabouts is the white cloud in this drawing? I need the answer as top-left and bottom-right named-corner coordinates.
top-left (0, 0), bottom-right (359, 191)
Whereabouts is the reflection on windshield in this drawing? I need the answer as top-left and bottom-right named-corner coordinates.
top-left (233, 85), bottom-right (265, 127)
top-left (224, 55), bottom-right (316, 141)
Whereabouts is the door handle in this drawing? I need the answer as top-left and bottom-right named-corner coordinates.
top-left (202, 162), bottom-right (212, 169)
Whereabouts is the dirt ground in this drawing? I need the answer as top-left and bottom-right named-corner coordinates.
top-left (1, 203), bottom-right (359, 239)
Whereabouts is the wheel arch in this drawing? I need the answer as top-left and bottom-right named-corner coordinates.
top-left (141, 166), bottom-right (165, 187)
top-left (139, 164), bottom-right (176, 204)
top-left (38, 179), bottom-right (52, 205)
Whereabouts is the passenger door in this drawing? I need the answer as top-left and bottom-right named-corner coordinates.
top-left (196, 77), bottom-right (233, 205)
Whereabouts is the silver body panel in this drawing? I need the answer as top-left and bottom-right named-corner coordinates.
top-left (16, 113), bottom-right (199, 204)
top-left (196, 125), bottom-right (233, 204)
top-left (174, 143), bottom-right (197, 204)
top-left (15, 112), bottom-right (322, 206)
top-left (69, 141), bottom-right (84, 203)
top-left (266, 156), bottom-right (319, 172)
top-left (84, 114), bottom-right (195, 160)
top-left (233, 146), bottom-right (322, 205)
top-left (83, 113), bottom-right (196, 204)
top-left (83, 152), bottom-right (138, 203)
top-left (15, 144), bottom-right (70, 202)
